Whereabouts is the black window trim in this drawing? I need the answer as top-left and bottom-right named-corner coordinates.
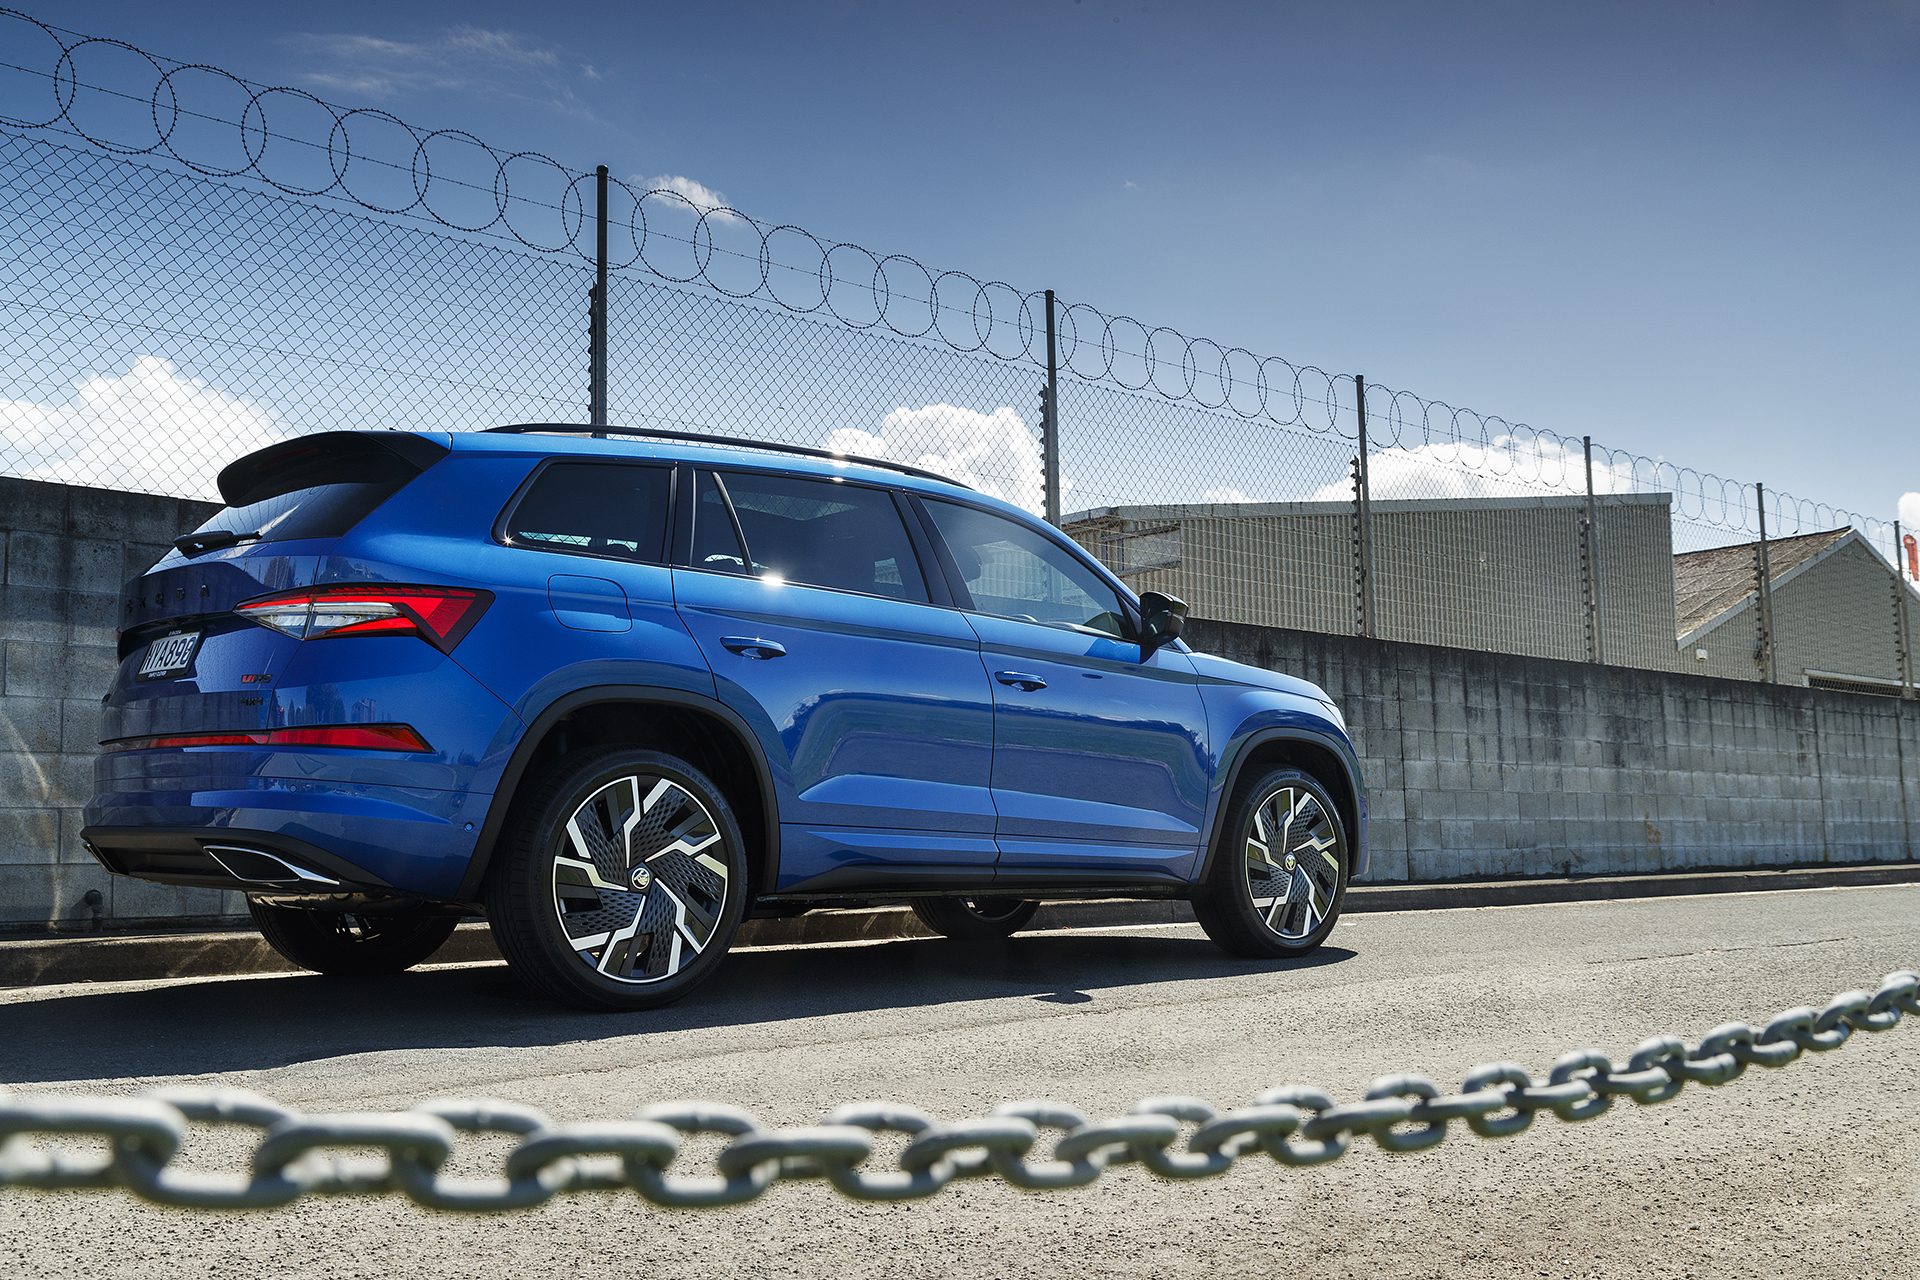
top-left (491, 456), bottom-right (678, 568)
top-left (673, 465), bottom-right (946, 608)
top-left (905, 492), bottom-right (1154, 647)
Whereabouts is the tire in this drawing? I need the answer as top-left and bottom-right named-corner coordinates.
top-left (485, 747), bottom-right (749, 1010)
top-left (247, 899), bottom-right (458, 977)
top-left (908, 896), bottom-right (1039, 940)
top-left (1191, 766), bottom-right (1349, 958)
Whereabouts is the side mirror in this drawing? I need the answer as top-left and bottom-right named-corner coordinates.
top-left (1138, 590), bottom-right (1188, 657)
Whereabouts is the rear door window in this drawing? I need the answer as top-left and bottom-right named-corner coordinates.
top-left (705, 470), bottom-right (929, 602)
top-left (502, 462), bottom-right (672, 563)
top-left (691, 470), bottom-right (749, 572)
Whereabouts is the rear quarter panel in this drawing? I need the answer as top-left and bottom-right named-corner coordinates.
top-left (372, 454), bottom-right (717, 796)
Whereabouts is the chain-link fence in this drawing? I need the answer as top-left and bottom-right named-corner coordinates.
top-left (1, 9), bottom-right (1913, 693)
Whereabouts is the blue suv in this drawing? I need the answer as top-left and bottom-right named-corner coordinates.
top-left (84, 427), bottom-right (1366, 1009)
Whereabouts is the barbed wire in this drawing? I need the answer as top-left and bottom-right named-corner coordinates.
top-left (0, 6), bottom-right (1895, 546)
top-left (1, 969), bottom-right (1913, 1212)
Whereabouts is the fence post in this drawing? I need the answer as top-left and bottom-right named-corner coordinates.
top-left (1353, 374), bottom-right (1376, 638)
top-left (1754, 481), bottom-right (1777, 683)
top-left (589, 164), bottom-right (609, 429)
top-left (1042, 289), bottom-right (1061, 525)
top-left (1582, 435), bottom-right (1604, 665)
top-left (1897, 520), bottom-right (1916, 699)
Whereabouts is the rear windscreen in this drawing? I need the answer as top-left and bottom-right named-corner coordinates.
top-left (191, 440), bottom-right (427, 545)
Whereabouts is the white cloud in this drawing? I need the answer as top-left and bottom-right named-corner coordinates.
top-left (639, 174), bottom-right (742, 224)
top-left (1305, 434), bottom-right (1636, 502)
top-left (286, 27), bottom-right (596, 116)
top-left (827, 404), bottom-right (1046, 513)
top-left (1202, 485), bottom-right (1252, 503)
top-left (0, 357), bottom-right (293, 499)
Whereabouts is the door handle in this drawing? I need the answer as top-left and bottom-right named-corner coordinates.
top-left (720, 635), bottom-right (786, 660)
top-left (994, 670), bottom-right (1047, 691)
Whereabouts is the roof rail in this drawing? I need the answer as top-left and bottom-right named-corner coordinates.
top-left (482, 424), bottom-right (970, 489)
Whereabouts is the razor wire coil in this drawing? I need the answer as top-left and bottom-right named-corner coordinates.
top-left (0, 1), bottom-right (1885, 540)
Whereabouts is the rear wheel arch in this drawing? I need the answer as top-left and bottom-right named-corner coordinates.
top-left (1197, 729), bottom-right (1361, 883)
top-left (463, 688), bottom-right (779, 903)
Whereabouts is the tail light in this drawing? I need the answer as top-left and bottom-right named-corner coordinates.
top-left (109, 725), bottom-right (432, 752)
top-left (236, 584), bottom-right (491, 651)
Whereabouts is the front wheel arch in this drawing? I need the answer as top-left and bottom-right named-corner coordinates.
top-left (1196, 729), bottom-right (1362, 885)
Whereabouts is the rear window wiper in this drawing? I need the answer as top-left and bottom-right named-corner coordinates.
top-left (173, 529), bottom-right (262, 556)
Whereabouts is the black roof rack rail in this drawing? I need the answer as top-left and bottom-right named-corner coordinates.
top-left (482, 423), bottom-right (970, 489)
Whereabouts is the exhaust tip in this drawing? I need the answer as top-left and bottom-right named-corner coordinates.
top-left (203, 845), bottom-right (342, 889)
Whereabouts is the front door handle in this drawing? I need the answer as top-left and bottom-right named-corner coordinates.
top-left (720, 635), bottom-right (786, 660)
top-left (994, 670), bottom-right (1047, 692)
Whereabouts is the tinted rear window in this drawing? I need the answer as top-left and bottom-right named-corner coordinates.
top-left (190, 448), bottom-right (422, 545)
top-left (503, 462), bottom-right (672, 563)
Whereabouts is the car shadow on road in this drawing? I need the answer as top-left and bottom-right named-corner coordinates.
top-left (2, 932), bottom-right (1355, 1084)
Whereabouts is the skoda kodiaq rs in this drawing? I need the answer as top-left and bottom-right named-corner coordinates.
top-left (84, 426), bottom-right (1367, 1009)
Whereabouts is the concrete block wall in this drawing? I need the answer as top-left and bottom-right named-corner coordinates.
top-left (1188, 617), bottom-right (1917, 881)
top-left (0, 474), bottom-right (1913, 932)
top-left (0, 477), bottom-right (230, 931)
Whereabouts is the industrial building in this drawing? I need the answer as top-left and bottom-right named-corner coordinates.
top-left (1676, 528), bottom-right (1919, 693)
top-left (1066, 495), bottom-right (1918, 692)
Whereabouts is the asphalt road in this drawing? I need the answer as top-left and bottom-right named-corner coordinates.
top-left (2, 885), bottom-right (1917, 1280)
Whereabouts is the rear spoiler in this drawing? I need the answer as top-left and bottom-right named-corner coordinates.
top-left (216, 431), bottom-right (451, 507)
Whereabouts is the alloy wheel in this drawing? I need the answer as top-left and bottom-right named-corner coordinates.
top-left (549, 773), bottom-right (731, 985)
top-left (1244, 783), bottom-right (1344, 942)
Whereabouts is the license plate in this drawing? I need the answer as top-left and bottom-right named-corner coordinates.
top-left (138, 631), bottom-right (202, 679)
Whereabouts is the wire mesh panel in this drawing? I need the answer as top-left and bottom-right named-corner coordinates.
top-left (603, 273), bottom-right (1045, 509)
top-left (1057, 370), bottom-right (1360, 636)
top-left (0, 131), bottom-right (589, 499)
top-left (0, 8), bottom-right (1908, 692)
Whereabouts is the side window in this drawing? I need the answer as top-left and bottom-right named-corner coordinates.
top-left (502, 463), bottom-right (671, 563)
top-left (711, 471), bottom-right (929, 602)
top-left (692, 471), bottom-right (749, 573)
top-left (923, 499), bottom-right (1129, 638)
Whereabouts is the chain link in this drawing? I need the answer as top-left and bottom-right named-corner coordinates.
top-left (2, 970), bottom-right (1912, 1213)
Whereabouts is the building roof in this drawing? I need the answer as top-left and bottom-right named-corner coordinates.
top-left (1671, 527), bottom-right (1853, 638)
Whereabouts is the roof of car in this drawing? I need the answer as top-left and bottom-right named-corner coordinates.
top-left (441, 424), bottom-right (1001, 507)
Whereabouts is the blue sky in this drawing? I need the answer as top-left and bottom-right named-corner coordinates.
top-left (27, 0), bottom-right (1920, 527)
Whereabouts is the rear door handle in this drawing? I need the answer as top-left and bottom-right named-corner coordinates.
top-left (720, 635), bottom-right (786, 660)
top-left (994, 670), bottom-right (1047, 691)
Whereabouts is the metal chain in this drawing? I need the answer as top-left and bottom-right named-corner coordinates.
top-left (2, 970), bottom-right (1914, 1213)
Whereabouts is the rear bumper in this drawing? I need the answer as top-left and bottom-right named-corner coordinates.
top-left (81, 825), bottom-right (397, 894)
top-left (83, 774), bottom-right (489, 900)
